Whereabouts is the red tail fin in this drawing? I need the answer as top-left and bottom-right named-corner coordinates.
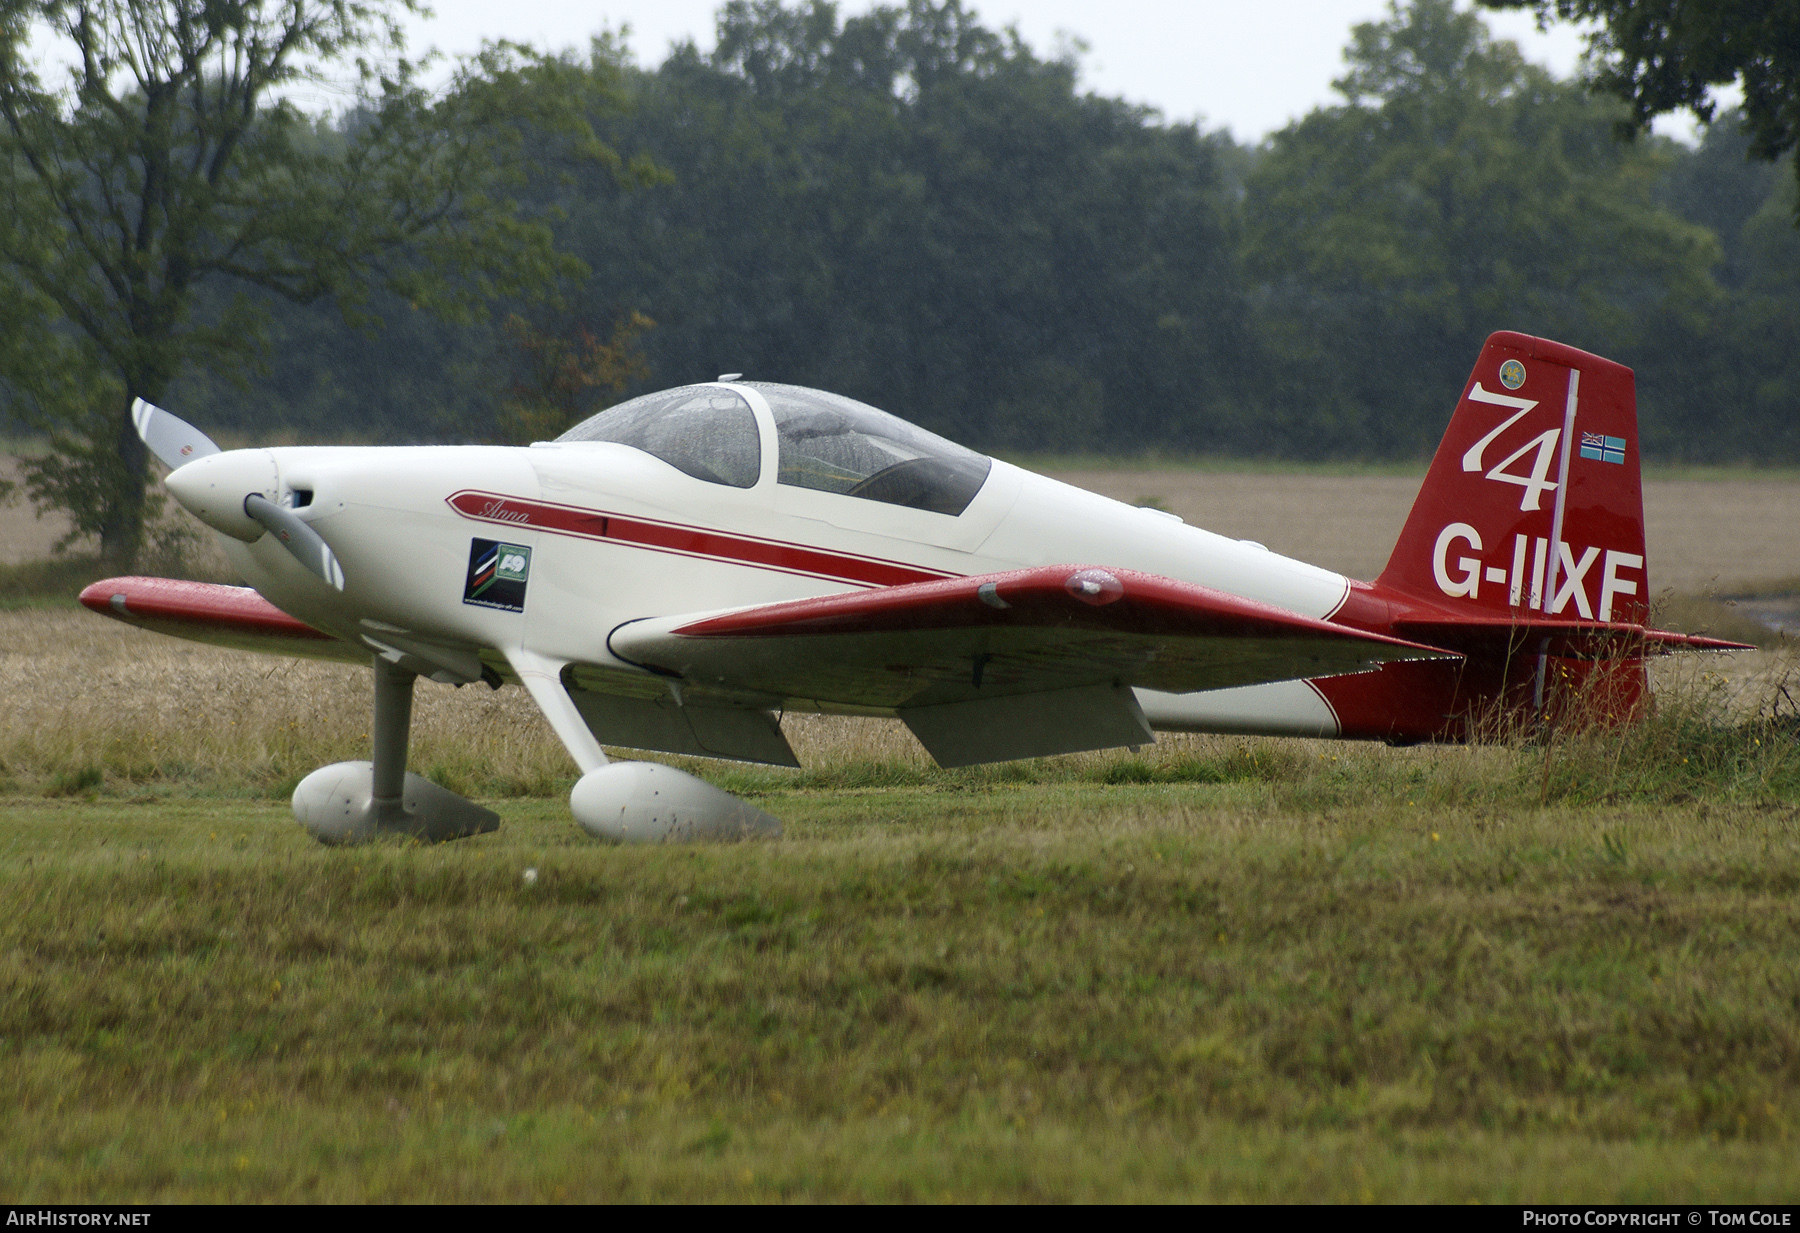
top-left (1378, 331), bottom-right (1647, 625)
top-left (1321, 332), bottom-right (1746, 742)
top-left (1316, 332), bottom-right (1661, 742)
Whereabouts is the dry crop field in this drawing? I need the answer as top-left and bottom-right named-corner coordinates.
top-left (1042, 466), bottom-right (1800, 593)
top-left (9, 455), bottom-right (1800, 590)
top-left (2, 462), bottom-right (1798, 1202)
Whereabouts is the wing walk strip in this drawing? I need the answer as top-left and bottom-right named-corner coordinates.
top-left (447, 490), bottom-right (952, 588)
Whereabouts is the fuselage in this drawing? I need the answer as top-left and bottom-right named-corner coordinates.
top-left (172, 382), bottom-right (1364, 738)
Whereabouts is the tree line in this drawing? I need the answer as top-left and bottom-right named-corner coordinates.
top-left (4, 0), bottom-right (1797, 565)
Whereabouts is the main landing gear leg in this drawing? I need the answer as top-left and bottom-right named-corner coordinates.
top-left (507, 648), bottom-right (781, 844)
top-left (291, 657), bottom-right (500, 845)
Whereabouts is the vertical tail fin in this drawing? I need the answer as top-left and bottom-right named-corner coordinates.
top-left (1315, 332), bottom-right (1658, 742)
top-left (1377, 330), bottom-right (1647, 625)
top-left (1319, 332), bottom-right (1744, 742)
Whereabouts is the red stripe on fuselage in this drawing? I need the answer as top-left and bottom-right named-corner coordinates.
top-left (446, 491), bottom-right (952, 588)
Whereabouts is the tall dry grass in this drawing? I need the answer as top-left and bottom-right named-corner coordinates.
top-left (3, 609), bottom-right (1794, 810)
top-left (0, 611), bottom-right (570, 797)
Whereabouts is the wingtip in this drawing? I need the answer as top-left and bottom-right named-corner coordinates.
top-left (78, 578), bottom-right (120, 615)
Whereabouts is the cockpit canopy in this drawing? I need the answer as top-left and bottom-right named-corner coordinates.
top-left (555, 381), bottom-right (992, 516)
top-left (555, 386), bottom-right (762, 488)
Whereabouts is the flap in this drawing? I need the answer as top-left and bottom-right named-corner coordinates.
top-left (902, 682), bottom-right (1153, 767)
top-left (565, 685), bottom-right (799, 767)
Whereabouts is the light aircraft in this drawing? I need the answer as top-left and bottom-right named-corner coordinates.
top-left (85, 331), bottom-right (1745, 844)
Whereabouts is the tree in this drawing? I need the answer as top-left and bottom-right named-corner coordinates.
top-left (70, 2), bottom-right (1255, 457)
top-left (545, 0), bottom-right (1256, 453)
top-left (1479, 0), bottom-right (1800, 221)
top-left (1243, 0), bottom-right (1721, 456)
top-left (494, 311), bottom-right (654, 445)
top-left (1644, 117), bottom-right (1800, 461)
top-left (0, 1), bottom-right (644, 566)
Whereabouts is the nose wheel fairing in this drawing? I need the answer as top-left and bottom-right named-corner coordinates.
top-left (291, 658), bottom-right (499, 844)
top-left (292, 761), bottom-right (501, 844)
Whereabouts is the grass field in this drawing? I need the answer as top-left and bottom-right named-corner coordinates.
top-left (2, 608), bottom-right (1799, 1201)
top-left (4, 786), bottom-right (1800, 1202)
top-left (2, 459), bottom-right (1798, 1201)
top-left (1044, 467), bottom-right (1800, 593)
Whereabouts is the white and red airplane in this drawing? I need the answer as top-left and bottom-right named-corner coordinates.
top-left (84, 331), bottom-right (1744, 844)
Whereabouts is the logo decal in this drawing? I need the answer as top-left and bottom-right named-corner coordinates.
top-left (464, 539), bottom-right (530, 612)
top-left (1579, 432), bottom-right (1627, 465)
top-left (1498, 359), bottom-right (1526, 390)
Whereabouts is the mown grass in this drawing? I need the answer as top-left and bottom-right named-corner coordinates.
top-left (3, 613), bottom-right (1799, 1200)
top-left (5, 788), bottom-right (1800, 1202)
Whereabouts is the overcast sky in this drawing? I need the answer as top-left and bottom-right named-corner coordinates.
top-left (389, 0), bottom-right (1628, 143)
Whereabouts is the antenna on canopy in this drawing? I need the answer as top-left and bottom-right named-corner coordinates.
top-left (717, 372), bottom-right (743, 381)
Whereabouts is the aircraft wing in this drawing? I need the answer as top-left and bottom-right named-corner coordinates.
top-left (607, 565), bottom-right (1456, 766)
top-left (79, 576), bottom-right (364, 663)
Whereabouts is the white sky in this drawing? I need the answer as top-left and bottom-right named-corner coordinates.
top-left (386, 0), bottom-right (1657, 143)
top-left (23, 1), bottom-right (1711, 142)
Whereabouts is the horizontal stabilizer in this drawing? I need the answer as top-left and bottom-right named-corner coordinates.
top-left (1392, 616), bottom-right (1755, 659)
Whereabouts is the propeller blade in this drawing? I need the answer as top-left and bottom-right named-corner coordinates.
top-left (244, 493), bottom-right (347, 591)
top-left (131, 398), bottom-right (222, 471)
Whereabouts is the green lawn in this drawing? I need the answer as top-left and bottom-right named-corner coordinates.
top-left (4, 780), bottom-right (1798, 1202)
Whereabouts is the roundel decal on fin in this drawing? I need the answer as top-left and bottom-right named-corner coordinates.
top-left (1498, 359), bottom-right (1527, 390)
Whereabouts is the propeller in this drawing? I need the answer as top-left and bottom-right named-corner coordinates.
top-left (244, 494), bottom-right (347, 591)
top-left (135, 397), bottom-right (347, 592)
top-left (132, 398), bottom-right (221, 470)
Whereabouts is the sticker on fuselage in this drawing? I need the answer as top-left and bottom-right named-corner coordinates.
top-left (464, 539), bottom-right (531, 612)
